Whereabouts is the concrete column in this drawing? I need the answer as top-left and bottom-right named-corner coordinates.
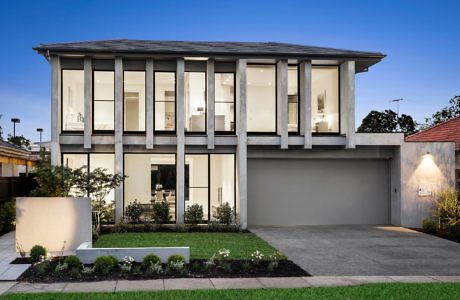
top-left (340, 61), bottom-right (356, 149)
top-left (114, 57), bottom-right (124, 222)
top-left (207, 59), bottom-right (215, 149)
top-left (146, 59), bottom-right (154, 149)
top-left (83, 57), bottom-right (92, 149)
top-left (277, 60), bottom-right (288, 149)
top-left (300, 61), bottom-right (312, 149)
top-left (176, 58), bottom-right (185, 224)
top-left (236, 59), bottom-right (247, 229)
top-left (50, 55), bottom-right (61, 165)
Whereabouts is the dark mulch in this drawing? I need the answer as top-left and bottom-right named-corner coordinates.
top-left (11, 257), bottom-right (32, 264)
top-left (411, 228), bottom-right (460, 243)
top-left (18, 259), bottom-right (309, 283)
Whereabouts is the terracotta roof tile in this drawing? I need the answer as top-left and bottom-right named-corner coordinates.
top-left (406, 116), bottom-right (460, 150)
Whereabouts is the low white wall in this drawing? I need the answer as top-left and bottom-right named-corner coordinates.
top-left (16, 197), bottom-right (92, 253)
top-left (400, 142), bottom-right (456, 228)
top-left (76, 242), bottom-right (190, 264)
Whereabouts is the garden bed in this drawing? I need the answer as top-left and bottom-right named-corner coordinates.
top-left (17, 258), bottom-right (309, 283)
top-left (411, 228), bottom-right (460, 243)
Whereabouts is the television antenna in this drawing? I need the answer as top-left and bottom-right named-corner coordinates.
top-left (389, 98), bottom-right (404, 117)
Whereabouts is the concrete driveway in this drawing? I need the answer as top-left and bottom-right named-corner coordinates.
top-left (251, 225), bottom-right (460, 276)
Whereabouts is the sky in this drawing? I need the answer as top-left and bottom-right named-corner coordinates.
top-left (0, 0), bottom-right (459, 142)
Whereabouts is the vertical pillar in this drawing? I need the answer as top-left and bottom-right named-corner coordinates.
top-left (300, 61), bottom-right (312, 149)
top-left (340, 61), bottom-right (356, 149)
top-left (176, 58), bottom-right (185, 224)
top-left (114, 57), bottom-right (124, 222)
top-left (84, 57), bottom-right (92, 149)
top-left (50, 55), bottom-right (61, 165)
top-left (277, 60), bottom-right (288, 149)
top-left (207, 59), bottom-right (215, 149)
top-left (146, 59), bottom-right (154, 149)
top-left (236, 59), bottom-right (247, 229)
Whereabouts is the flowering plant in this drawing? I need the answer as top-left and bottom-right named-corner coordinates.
top-left (250, 250), bottom-right (264, 265)
top-left (216, 248), bottom-right (230, 260)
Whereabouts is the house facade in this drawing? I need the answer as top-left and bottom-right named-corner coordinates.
top-left (34, 39), bottom-right (455, 228)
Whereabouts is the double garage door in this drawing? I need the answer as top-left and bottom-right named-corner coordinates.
top-left (248, 159), bottom-right (390, 226)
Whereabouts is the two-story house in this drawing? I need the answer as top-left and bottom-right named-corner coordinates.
top-left (34, 39), bottom-right (455, 229)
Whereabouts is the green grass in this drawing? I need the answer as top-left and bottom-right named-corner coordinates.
top-left (93, 232), bottom-right (277, 259)
top-left (3, 283), bottom-right (460, 300)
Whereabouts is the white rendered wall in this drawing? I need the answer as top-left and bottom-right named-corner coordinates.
top-left (16, 197), bottom-right (92, 253)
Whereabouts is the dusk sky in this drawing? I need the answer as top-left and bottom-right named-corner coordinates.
top-left (0, 0), bottom-right (459, 142)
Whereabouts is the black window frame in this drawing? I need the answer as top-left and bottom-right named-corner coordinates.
top-left (92, 70), bottom-right (115, 134)
top-left (246, 64), bottom-right (278, 135)
top-left (123, 70), bottom-right (147, 134)
top-left (154, 71), bottom-right (177, 134)
top-left (185, 71), bottom-right (207, 135)
top-left (214, 72), bottom-right (236, 135)
top-left (311, 65), bottom-right (341, 136)
top-left (61, 68), bottom-right (85, 134)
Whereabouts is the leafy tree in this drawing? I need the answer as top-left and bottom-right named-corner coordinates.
top-left (7, 134), bottom-right (31, 149)
top-left (424, 95), bottom-right (460, 127)
top-left (357, 109), bottom-right (417, 136)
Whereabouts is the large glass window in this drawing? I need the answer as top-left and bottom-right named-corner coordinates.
top-left (63, 153), bottom-right (87, 170)
top-left (247, 65), bottom-right (276, 133)
top-left (312, 66), bottom-right (339, 133)
top-left (185, 155), bottom-right (209, 220)
top-left (210, 154), bottom-right (235, 217)
top-left (124, 154), bottom-right (176, 221)
top-left (215, 73), bottom-right (235, 133)
top-left (62, 70), bottom-right (84, 131)
top-left (90, 154), bottom-right (115, 204)
top-left (124, 71), bottom-right (145, 132)
top-left (185, 72), bottom-right (206, 133)
top-left (288, 66), bottom-right (299, 133)
top-left (93, 71), bottom-right (115, 131)
top-left (154, 72), bottom-right (176, 132)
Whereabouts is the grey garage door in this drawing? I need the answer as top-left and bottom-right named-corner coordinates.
top-left (248, 159), bottom-right (389, 226)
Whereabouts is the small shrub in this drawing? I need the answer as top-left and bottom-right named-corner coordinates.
top-left (125, 200), bottom-right (144, 223)
top-left (267, 261), bottom-right (276, 273)
top-left (214, 202), bottom-right (234, 225)
top-left (0, 200), bottom-right (15, 234)
top-left (16, 243), bottom-right (26, 258)
top-left (169, 260), bottom-right (186, 275)
top-left (94, 255), bottom-right (117, 275)
top-left (69, 267), bottom-right (82, 279)
top-left (120, 256), bottom-right (134, 273)
top-left (64, 255), bottom-right (82, 270)
top-left (174, 223), bottom-right (188, 232)
top-left (143, 222), bottom-right (159, 232)
top-left (54, 263), bottom-right (68, 274)
top-left (35, 261), bottom-right (51, 275)
top-left (422, 219), bottom-right (437, 233)
top-left (30, 245), bottom-right (47, 263)
top-left (242, 261), bottom-right (252, 273)
top-left (250, 250), bottom-right (264, 265)
top-left (204, 256), bottom-right (215, 272)
top-left (185, 204), bottom-right (203, 226)
top-left (145, 262), bottom-right (163, 276)
top-left (152, 200), bottom-right (171, 224)
top-left (207, 221), bottom-right (221, 232)
top-left (448, 223), bottom-right (460, 239)
top-left (143, 253), bottom-right (161, 267)
top-left (81, 266), bottom-right (95, 275)
top-left (167, 254), bottom-right (185, 266)
top-left (434, 188), bottom-right (460, 228)
top-left (215, 248), bottom-right (230, 260)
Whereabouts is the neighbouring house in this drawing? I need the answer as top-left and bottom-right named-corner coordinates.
top-left (407, 116), bottom-right (460, 189)
top-left (33, 39), bottom-right (456, 228)
top-left (0, 140), bottom-right (37, 202)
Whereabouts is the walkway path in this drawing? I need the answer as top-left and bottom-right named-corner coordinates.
top-left (3, 276), bottom-right (460, 294)
top-left (0, 232), bottom-right (30, 281)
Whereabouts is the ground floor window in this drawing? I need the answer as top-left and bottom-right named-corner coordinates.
top-left (124, 154), bottom-right (177, 221)
top-left (62, 153), bottom-right (115, 203)
top-left (456, 169), bottom-right (460, 190)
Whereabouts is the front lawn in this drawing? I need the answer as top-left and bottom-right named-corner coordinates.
top-left (93, 232), bottom-right (277, 259)
top-left (3, 283), bottom-right (460, 300)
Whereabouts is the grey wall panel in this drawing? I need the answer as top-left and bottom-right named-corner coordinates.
top-left (248, 159), bottom-right (389, 226)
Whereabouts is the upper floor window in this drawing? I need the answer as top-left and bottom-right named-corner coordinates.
top-left (312, 66), bottom-right (339, 133)
top-left (62, 70), bottom-right (84, 131)
top-left (185, 72), bottom-right (206, 133)
top-left (154, 72), bottom-right (176, 132)
top-left (247, 65), bottom-right (276, 133)
top-left (215, 73), bottom-right (235, 134)
top-left (93, 71), bottom-right (115, 131)
top-left (288, 66), bottom-right (299, 133)
top-left (124, 71), bottom-right (145, 132)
